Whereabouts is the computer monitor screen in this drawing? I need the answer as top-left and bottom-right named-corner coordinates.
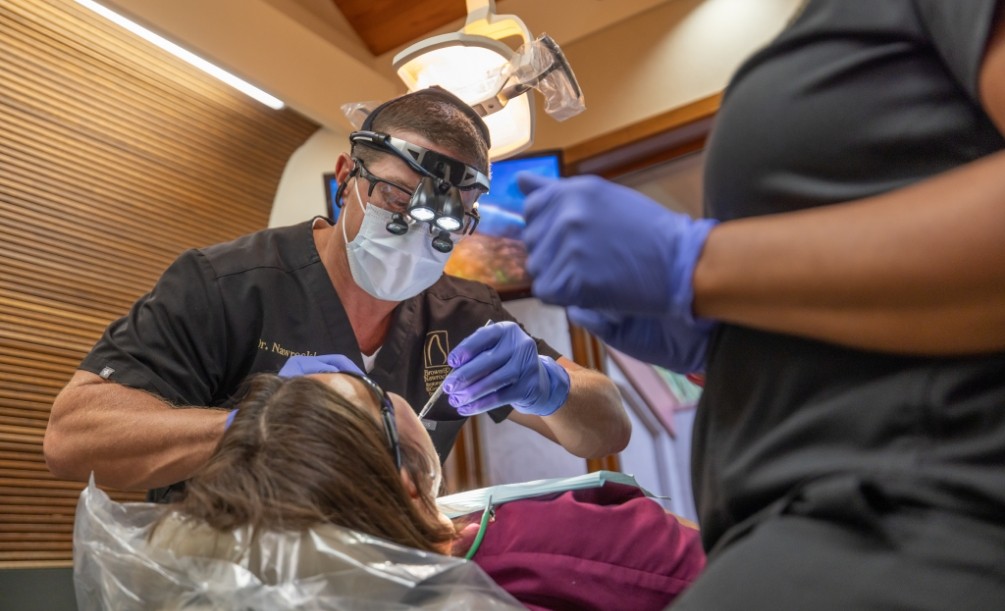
top-left (445, 150), bottom-right (562, 299)
top-left (323, 172), bottom-right (341, 221)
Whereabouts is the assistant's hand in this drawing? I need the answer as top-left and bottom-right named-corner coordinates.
top-left (519, 174), bottom-right (718, 321)
top-left (278, 354), bottom-right (364, 378)
top-left (442, 321), bottom-right (570, 417)
top-left (568, 307), bottom-right (714, 374)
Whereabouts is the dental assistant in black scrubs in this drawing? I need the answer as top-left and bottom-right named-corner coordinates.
top-left (519, 1), bottom-right (1005, 608)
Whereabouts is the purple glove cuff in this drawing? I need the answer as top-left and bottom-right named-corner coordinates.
top-left (513, 356), bottom-right (570, 417)
top-left (670, 218), bottom-right (718, 326)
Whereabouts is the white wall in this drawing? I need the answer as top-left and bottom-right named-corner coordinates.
top-left (534, 0), bottom-right (803, 150)
top-left (269, 127), bottom-right (348, 228)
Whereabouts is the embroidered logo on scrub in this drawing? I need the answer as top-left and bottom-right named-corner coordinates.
top-left (423, 330), bottom-right (451, 396)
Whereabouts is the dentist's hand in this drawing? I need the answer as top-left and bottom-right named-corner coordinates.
top-left (443, 322), bottom-right (570, 417)
top-left (520, 174), bottom-right (717, 322)
top-left (568, 307), bottom-right (714, 374)
top-left (278, 354), bottom-right (364, 378)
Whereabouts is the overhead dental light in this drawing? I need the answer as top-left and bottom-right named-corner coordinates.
top-left (392, 0), bottom-right (584, 160)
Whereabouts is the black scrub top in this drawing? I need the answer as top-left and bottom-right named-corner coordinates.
top-left (79, 218), bottom-right (560, 500)
top-left (696, 0), bottom-right (1005, 551)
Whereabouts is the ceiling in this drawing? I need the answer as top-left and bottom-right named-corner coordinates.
top-left (98, 0), bottom-right (680, 136)
top-left (330, 0), bottom-right (477, 56)
top-left (306, 0), bottom-right (679, 60)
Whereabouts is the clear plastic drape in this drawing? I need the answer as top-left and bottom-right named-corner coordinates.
top-left (73, 478), bottom-right (522, 610)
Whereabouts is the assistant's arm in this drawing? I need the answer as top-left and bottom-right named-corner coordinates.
top-left (44, 371), bottom-right (227, 490)
top-left (694, 17), bottom-right (1005, 355)
top-left (508, 357), bottom-right (630, 459)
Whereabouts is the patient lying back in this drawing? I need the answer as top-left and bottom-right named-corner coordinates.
top-left (148, 373), bottom-right (705, 610)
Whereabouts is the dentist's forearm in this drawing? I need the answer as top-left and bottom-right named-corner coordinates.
top-left (45, 370), bottom-right (226, 489)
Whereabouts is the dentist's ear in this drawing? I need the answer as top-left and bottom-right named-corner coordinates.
top-left (333, 155), bottom-right (360, 208)
top-left (334, 152), bottom-right (356, 181)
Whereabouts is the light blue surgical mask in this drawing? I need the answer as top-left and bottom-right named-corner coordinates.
top-left (343, 179), bottom-right (450, 301)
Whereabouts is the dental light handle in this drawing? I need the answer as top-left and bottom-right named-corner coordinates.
top-left (470, 34), bottom-right (585, 122)
top-left (464, 0), bottom-right (531, 44)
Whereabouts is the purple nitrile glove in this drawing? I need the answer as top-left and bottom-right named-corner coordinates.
top-left (567, 306), bottom-right (714, 374)
top-left (442, 321), bottom-right (571, 417)
top-left (519, 173), bottom-right (718, 322)
top-left (224, 408), bottom-right (238, 429)
top-left (277, 354), bottom-right (364, 378)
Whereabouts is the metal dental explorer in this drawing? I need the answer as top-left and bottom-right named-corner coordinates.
top-left (418, 320), bottom-right (492, 420)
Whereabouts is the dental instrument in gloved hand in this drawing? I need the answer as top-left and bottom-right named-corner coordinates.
top-left (418, 320), bottom-right (493, 420)
top-left (442, 320), bottom-right (571, 417)
top-left (417, 379), bottom-right (447, 421)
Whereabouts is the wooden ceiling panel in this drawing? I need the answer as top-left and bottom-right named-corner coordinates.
top-left (331, 0), bottom-right (469, 56)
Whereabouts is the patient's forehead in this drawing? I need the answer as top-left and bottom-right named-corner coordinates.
top-left (389, 393), bottom-right (411, 413)
top-left (305, 373), bottom-right (438, 475)
top-left (305, 373), bottom-right (415, 414)
top-left (306, 373), bottom-right (375, 412)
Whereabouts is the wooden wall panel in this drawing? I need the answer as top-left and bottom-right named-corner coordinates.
top-left (0, 0), bottom-right (318, 567)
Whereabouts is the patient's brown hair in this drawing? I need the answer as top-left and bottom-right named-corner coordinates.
top-left (166, 374), bottom-right (454, 553)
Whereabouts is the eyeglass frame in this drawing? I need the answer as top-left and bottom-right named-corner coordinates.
top-left (353, 159), bottom-right (481, 235)
top-left (336, 370), bottom-right (402, 471)
top-left (355, 161), bottom-right (413, 211)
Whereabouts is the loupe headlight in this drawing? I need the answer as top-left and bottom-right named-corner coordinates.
top-left (348, 129), bottom-right (488, 251)
top-left (433, 188), bottom-right (464, 232)
top-left (403, 177), bottom-right (475, 252)
top-left (408, 177), bottom-right (442, 223)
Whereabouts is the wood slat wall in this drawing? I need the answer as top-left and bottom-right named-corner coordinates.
top-left (0, 0), bottom-right (318, 567)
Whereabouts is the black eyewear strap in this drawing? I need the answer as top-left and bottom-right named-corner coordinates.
top-left (337, 371), bottom-right (401, 471)
top-left (349, 131), bottom-right (490, 194)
